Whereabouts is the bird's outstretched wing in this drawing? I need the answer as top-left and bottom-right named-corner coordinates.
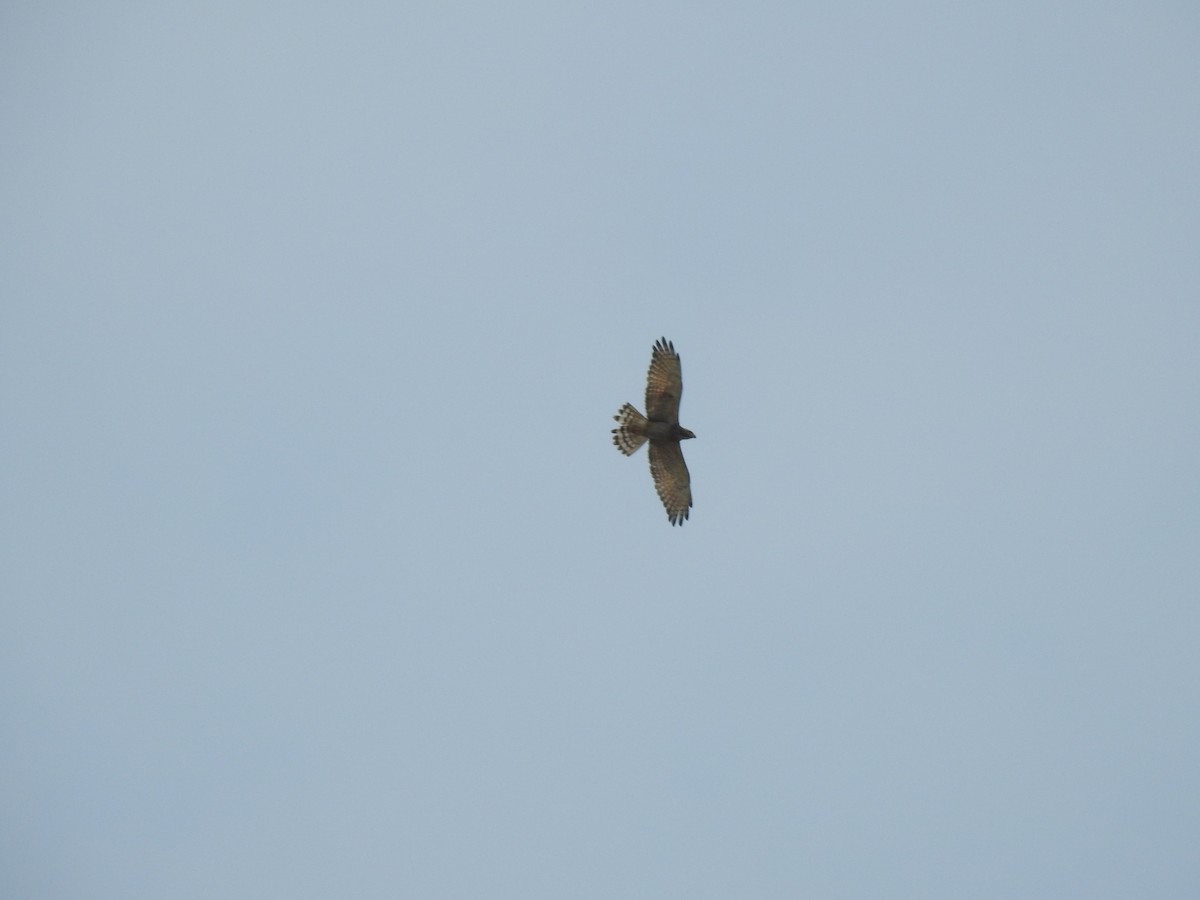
top-left (645, 337), bottom-right (683, 423)
top-left (648, 440), bottom-right (692, 526)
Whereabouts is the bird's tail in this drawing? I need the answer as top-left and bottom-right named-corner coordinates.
top-left (612, 403), bottom-right (649, 456)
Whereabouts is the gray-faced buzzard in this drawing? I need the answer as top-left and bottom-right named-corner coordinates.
top-left (612, 337), bottom-right (696, 525)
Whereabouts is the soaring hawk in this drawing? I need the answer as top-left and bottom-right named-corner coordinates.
top-left (612, 337), bottom-right (696, 525)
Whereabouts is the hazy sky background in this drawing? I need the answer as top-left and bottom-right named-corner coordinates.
top-left (3, 3), bottom-right (1199, 897)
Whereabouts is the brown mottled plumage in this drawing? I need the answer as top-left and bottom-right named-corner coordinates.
top-left (611, 337), bottom-right (696, 525)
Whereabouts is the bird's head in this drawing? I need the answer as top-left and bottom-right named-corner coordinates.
top-left (676, 426), bottom-right (696, 441)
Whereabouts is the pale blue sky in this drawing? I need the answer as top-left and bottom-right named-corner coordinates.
top-left (3, 3), bottom-right (1199, 897)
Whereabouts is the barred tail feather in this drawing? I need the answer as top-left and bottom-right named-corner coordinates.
top-left (612, 403), bottom-right (649, 455)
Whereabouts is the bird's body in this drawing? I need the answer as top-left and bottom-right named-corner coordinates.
top-left (611, 337), bottom-right (695, 525)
